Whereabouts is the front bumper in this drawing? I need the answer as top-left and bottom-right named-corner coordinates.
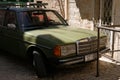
top-left (58, 48), bottom-right (109, 65)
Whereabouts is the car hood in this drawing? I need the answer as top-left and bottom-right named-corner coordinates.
top-left (24, 26), bottom-right (98, 47)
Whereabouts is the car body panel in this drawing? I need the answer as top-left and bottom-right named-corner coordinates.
top-left (24, 26), bottom-right (98, 46)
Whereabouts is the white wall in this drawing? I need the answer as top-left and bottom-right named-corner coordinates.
top-left (111, 0), bottom-right (120, 61)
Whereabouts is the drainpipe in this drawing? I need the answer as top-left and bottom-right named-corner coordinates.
top-left (99, 0), bottom-right (102, 26)
top-left (93, 0), bottom-right (95, 30)
top-left (99, 0), bottom-right (103, 26)
top-left (64, 0), bottom-right (68, 20)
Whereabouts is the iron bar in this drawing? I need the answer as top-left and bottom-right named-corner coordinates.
top-left (96, 27), bottom-right (100, 77)
top-left (98, 26), bottom-right (120, 32)
top-left (97, 25), bottom-right (120, 77)
top-left (111, 31), bottom-right (115, 58)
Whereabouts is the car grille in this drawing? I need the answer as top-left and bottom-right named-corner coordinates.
top-left (76, 36), bottom-right (106, 55)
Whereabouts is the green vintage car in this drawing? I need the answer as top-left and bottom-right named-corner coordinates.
top-left (0, 3), bottom-right (107, 77)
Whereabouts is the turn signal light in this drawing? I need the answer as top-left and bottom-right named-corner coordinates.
top-left (54, 46), bottom-right (61, 57)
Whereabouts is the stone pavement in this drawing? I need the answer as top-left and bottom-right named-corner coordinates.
top-left (0, 51), bottom-right (120, 80)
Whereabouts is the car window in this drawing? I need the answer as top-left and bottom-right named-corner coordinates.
top-left (46, 11), bottom-right (63, 25)
top-left (0, 10), bottom-right (5, 26)
top-left (19, 10), bottom-right (67, 31)
top-left (4, 11), bottom-right (17, 30)
top-left (19, 12), bottom-right (33, 27)
top-left (32, 12), bottom-right (45, 23)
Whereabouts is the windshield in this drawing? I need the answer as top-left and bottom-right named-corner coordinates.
top-left (19, 10), bottom-right (67, 30)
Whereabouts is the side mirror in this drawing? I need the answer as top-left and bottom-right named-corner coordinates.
top-left (7, 24), bottom-right (16, 30)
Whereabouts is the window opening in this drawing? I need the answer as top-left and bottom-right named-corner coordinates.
top-left (102, 0), bottom-right (113, 25)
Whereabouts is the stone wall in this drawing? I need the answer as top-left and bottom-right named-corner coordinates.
top-left (69, 0), bottom-right (95, 30)
top-left (34, 0), bottom-right (99, 30)
top-left (34, 0), bottom-right (64, 16)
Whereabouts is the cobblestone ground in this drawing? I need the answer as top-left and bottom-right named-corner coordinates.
top-left (0, 51), bottom-right (120, 80)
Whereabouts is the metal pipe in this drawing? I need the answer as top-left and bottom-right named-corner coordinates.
top-left (64, 0), bottom-right (68, 20)
top-left (96, 28), bottom-right (100, 77)
top-left (111, 31), bottom-right (115, 58)
top-left (98, 26), bottom-right (120, 32)
top-left (99, 0), bottom-right (102, 26)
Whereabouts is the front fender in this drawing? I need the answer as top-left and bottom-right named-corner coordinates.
top-left (26, 44), bottom-right (54, 59)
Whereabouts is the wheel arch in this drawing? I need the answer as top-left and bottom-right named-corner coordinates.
top-left (26, 45), bottom-right (47, 62)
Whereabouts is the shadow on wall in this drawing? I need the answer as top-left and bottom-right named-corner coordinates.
top-left (74, 0), bottom-right (99, 21)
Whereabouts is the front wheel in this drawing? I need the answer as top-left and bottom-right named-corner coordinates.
top-left (32, 50), bottom-right (48, 78)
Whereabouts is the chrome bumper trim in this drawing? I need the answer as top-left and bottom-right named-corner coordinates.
top-left (58, 48), bottom-right (110, 65)
top-left (59, 56), bottom-right (84, 65)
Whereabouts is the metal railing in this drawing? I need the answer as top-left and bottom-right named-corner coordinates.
top-left (96, 25), bottom-right (120, 77)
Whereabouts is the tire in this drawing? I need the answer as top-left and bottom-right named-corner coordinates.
top-left (32, 50), bottom-right (48, 78)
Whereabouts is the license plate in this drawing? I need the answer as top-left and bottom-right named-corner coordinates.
top-left (85, 53), bottom-right (97, 62)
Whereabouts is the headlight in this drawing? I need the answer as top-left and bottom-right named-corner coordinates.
top-left (54, 44), bottom-right (76, 57)
top-left (61, 44), bottom-right (76, 56)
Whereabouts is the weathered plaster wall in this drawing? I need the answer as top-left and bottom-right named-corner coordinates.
top-left (112, 0), bottom-right (120, 61)
top-left (69, 0), bottom-right (95, 30)
top-left (34, 0), bottom-right (100, 30)
top-left (113, 0), bottom-right (120, 25)
top-left (34, 0), bottom-right (64, 15)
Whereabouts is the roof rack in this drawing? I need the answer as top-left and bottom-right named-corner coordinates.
top-left (0, 3), bottom-right (15, 8)
top-left (0, 2), bottom-right (48, 8)
top-left (29, 3), bottom-right (48, 8)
